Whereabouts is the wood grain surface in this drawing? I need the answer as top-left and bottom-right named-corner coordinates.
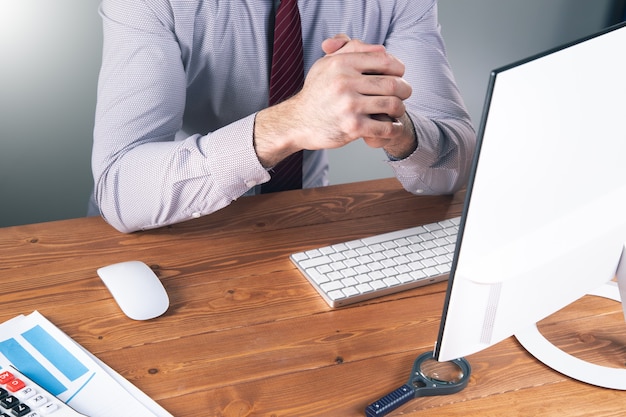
top-left (0, 178), bottom-right (624, 416)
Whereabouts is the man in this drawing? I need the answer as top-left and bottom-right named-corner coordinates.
top-left (90, 0), bottom-right (475, 233)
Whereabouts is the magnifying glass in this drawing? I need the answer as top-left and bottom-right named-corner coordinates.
top-left (365, 351), bottom-right (471, 417)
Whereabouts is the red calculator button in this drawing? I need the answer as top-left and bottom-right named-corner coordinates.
top-left (6, 378), bottom-right (26, 392)
top-left (0, 371), bottom-right (14, 384)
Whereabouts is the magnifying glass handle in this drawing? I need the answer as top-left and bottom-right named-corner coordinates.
top-left (365, 384), bottom-right (416, 417)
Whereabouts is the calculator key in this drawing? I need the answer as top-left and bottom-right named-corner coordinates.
top-left (40, 401), bottom-right (59, 415)
top-left (27, 394), bottom-right (49, 408)
top-left (6, 378), bottom-right (26, 392)
top-left (10, 403), bottom-right (30, 416)
top-left (0, 372), bottom-right (14, 384)
top-left (15, 387), bottom-right (37, 401)
top-left (0, 394), bottom-right (19, 408)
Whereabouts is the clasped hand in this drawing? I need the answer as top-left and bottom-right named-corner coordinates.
top-left (254, 34), bottom-right (416, 168)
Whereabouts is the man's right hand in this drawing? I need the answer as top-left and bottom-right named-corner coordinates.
top-left (254, 35), bottom-right (412, 168)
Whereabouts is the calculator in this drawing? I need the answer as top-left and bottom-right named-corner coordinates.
top-left (0, 360), bottom-right (87, 417)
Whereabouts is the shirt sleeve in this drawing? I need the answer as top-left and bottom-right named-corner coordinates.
top-left (92, 0), bottom-right (269, 233)
top-left (384, 1), bottom-right (476, 195)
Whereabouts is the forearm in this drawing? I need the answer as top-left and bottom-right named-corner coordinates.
top-left (93, 116), bottom-right (269, 233)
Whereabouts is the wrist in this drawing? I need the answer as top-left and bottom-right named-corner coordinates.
top-left (254, 104), bottom-right (302, 168)
top-left (384, 113), bottom-right (418, 160)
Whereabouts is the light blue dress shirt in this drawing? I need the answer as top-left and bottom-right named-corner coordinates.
top-left (92, 0), bottom-right (476, 232)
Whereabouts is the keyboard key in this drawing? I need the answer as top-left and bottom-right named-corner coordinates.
top-left (342, 287), bottom-right (359, 298)
top-left (328, 290), bottom-right (346, 301)
top-left (345, 240), bottom-right (365, 250)
top-left (333, 243), bottom-right (349, 252)
top-left (320, 281), bottom-right (344, 293)
top-left (409, 270), bottom-right (427, 280)
top-left (395, 264), bottom-right (411, 274)
top-left (354, 265), bottom-right (370, 275)
top-left (368, 271), bottom-right (385, 281)
top-left (421, 258), bottom-right (437, 268)
top-left (370, 280), bottom-right (387, 290)
top-left (291, 252), bottom-right (308, 262)
top-left (304, 248), bottom-right (322, 258)
top-left (299, 256), bottom-right (332, 269)
top-left (341, 277), bottom-right (358, 288)
top-left (423, 267), bottom-right (440, 277)
top-left (383, 277), bottom-right (400, 287)
top-left (356, 283), bottom-right (373, 293)
top-left (317, 264), bottom-right (333, 274)
top-left (343, 258), bottom-right (360, 269)
top-left (329, 252), bottom-right (346, 262)
top-left (319, 246), bottom-right (336, 256)
top-left (327, 271), bottom-right (343, 281)
top-left (306, 269), bottom-right (329, 285)
top-left (436, 264), bottom-right (452, 274)
top-left (424, 222), bottom-right (442, 232)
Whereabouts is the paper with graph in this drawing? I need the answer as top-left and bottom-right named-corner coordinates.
top-left (0, 311), bottom-right (172, 417)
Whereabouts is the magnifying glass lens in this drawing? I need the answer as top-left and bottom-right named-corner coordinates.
top-left (419, 358), bottom-right (465, 384)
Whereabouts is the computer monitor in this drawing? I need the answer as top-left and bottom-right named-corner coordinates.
top-left (434, 22), bottom-right (626, 388)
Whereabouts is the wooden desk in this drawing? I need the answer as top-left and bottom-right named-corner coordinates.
top-left (1, 178), bottom-right (624, 416)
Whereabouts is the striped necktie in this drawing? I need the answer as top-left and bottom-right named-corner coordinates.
top-left (260, 0), bottom-right (305, 194)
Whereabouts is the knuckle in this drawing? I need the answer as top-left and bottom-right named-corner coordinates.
top-left (330, 74), bottom-right (352, 95)
top-left (391, 99), bottom-right (406, 116)
top-left (374, 97), bottom-right (402, 116)
top-left (375, 97), bottom-right (390, 111)
top-left (380, 51), bottom-right (400, 71)
top-left (342, 118), bottom-right (362, 138)
top-left (378, 122), bottom-right (395, 138)
top-left (403, 80), bottom-right (413, 98)
top-left (338, 97), bottom-right (358, 117)
top-left (375, 76), bottom-right (397, 94)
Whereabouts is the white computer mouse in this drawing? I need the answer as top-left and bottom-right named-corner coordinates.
top-left (97, 260), bottom-right (169, 320)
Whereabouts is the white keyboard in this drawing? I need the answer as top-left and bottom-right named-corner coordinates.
top-left (0, 360), bottom-right (87, 417)
top-left (291, 217), bottom-right (461, 308)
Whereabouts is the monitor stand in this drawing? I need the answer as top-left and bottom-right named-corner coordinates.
top-left (514, 244), bottom-right (626, 390)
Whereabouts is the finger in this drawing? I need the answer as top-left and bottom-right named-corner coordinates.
top-left (324, 38), bottom-right (386, 56)
top-left (357, 75), bottom-right (412, 101)
top-left (362, 136), bottom-right (391, 149)
top-left (347, 51), bottom-right (406, 77)
top-left (321, 34), bottom-right (351, 55)
top-left (368, 97), bottom-right (407, 120)
top-left (360, 119), bottom-right (405, 144)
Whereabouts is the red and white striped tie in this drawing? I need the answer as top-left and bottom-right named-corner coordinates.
top-left (261, 0), bottom-right (305, 194)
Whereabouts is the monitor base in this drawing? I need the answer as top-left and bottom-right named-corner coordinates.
top-left (515, 281), bottom-right (626, 390)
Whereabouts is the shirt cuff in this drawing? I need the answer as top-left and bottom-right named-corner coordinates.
top-left (201, 113), bottom-right (270, 199)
